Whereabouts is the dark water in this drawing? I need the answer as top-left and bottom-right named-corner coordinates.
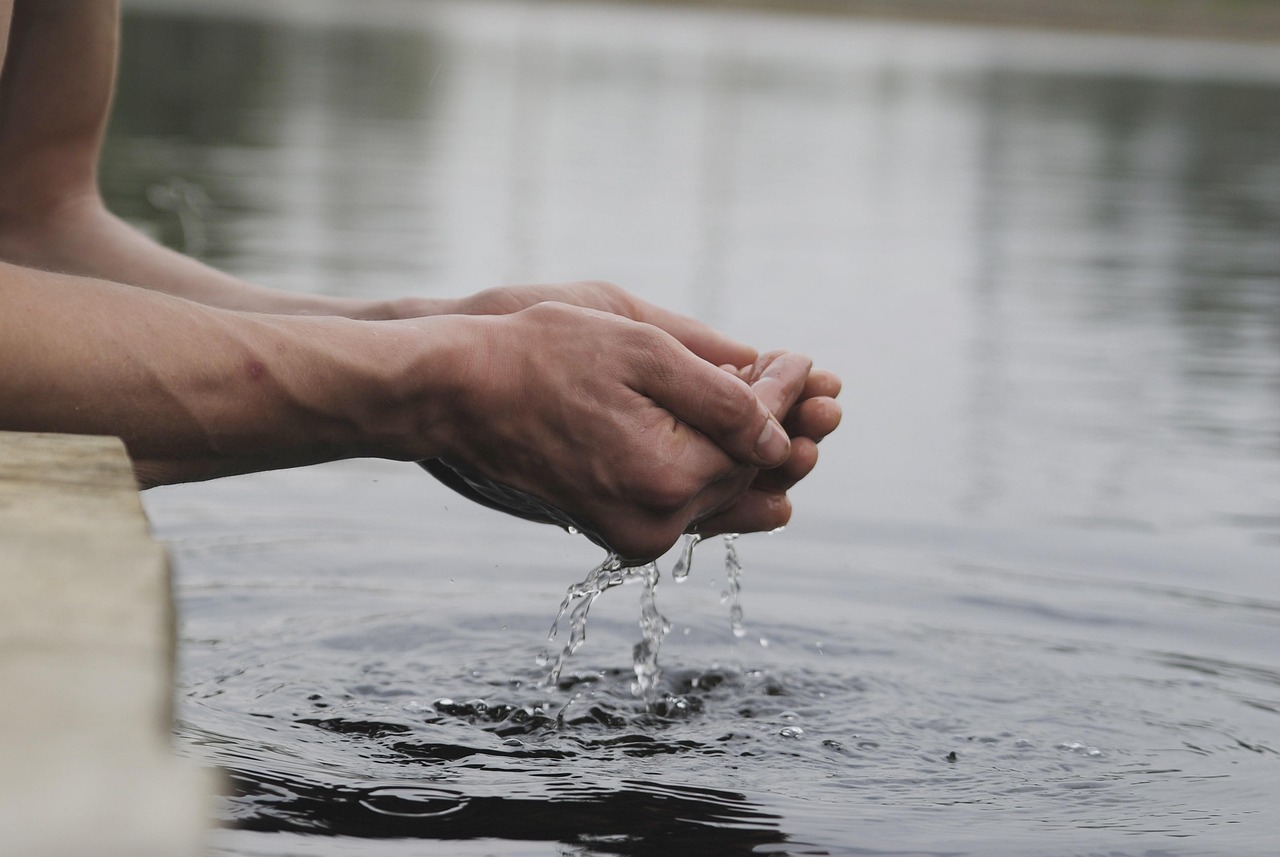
top-left (118, 1), bottom-right (1280, 854)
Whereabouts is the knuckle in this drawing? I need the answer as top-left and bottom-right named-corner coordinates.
top-left (470, 286), bottom-right (521, 314)
top-left (580, 279), bottom-right (640, 317)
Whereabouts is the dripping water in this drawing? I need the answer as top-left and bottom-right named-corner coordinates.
top-left (631, 562), bottom-right (671, 703)
top-left (670, 533), bottom-right (702, 582)
top-left (536, 553), bottom-right (631, 686)
top-left (722, 534), bottom-right (746, 638)
top-left (538, 534), bottom-right (748, 704)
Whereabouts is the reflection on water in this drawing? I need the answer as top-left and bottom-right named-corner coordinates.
top-left (120, 1), bottom-right (1280, 855)
top-left (965, 71), bottom-right (1280, 541)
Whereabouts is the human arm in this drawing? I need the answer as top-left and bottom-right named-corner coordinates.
top-left (0, 3), bottom-right (771, 367)
top-left (0, 259), bottom-right (808, 559)
top-left (0, 2), bottom-right (766, 362)
top-left (0, 259), bottom-right (441, 482)
top-left (0, 0), bottom-right (840, 559)
top-left (0, 0), bottom-right (431, 320)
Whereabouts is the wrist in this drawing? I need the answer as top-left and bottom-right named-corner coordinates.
top-left (318, 314), bottom-right (485, 462)
top-left (369, 295), bottom-right (456, 320)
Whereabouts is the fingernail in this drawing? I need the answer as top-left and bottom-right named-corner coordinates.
top-left (755, 416), bottom-right (790, 464)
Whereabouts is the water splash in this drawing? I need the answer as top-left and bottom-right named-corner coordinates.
top-left (631, 562), bottom-right (671, 703)
top-left (722, 534), bottom-right (746, 638)
top-left (670, 533), bottom-right (702, 582)
top-left (540, 534), bottom-right (748, 698)
top-left (538, 554), bottom-right (637, 687)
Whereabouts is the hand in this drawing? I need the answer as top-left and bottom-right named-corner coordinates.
top-left (693, 356), bottom-right (842, 537)
top-left (429, 301), bottom-right (810, 563)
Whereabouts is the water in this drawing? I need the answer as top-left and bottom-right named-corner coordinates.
top-left (538, 536), bottom-right (742, 701)
top-left (671, 533), bottom-right (703, 582)
top-left (722, 534), bottom-right (747, 639)
top-left (537, 553), bottom-right (633, 688)
top-left (116, 1), bottom-right (1280, 854)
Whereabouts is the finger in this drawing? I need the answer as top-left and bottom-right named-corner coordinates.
top-left (748, 351), bottom-right (812, 423)
top-left (749, 438), bottom-right (818, 494)
top-left (635, 301), bottom-right (757, 368)
top-left (693, 489), bottom-right (792, 537)
top-left (804, 368), bottom-right (842, 399)
top-left (636, 337), bottom-right (794, 469)
top-left (803, 368), bottom-right (842, 400)
top-left (725, 349), bottom-right (795, 385)
top-left (782, 396), bottom-right (842, 444)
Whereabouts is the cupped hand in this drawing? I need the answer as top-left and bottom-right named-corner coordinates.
top-left (691, 356), bottom-right (842, 537)
top-left (434, 301), bottom-right (811, 563)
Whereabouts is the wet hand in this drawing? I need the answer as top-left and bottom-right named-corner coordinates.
top-left (434, 301), bottom-right (810, 563)
top-left (692, 356), bottom-right (842, 537)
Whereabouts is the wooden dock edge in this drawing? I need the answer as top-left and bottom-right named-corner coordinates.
top-left (0, 431), bottom-right (214, 857)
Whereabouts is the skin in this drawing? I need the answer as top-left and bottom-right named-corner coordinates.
top-left (0, 0), bottom-right (841, 563)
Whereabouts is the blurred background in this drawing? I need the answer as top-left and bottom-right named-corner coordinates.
top-left (594, 0), bottom-right (1280, 40)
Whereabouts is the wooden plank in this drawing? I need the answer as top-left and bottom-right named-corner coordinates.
top-left (0, 432), bottom-right (212, 857)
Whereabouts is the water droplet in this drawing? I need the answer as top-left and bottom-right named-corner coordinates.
top-left (403, 699), bottom-right (429, 714)
top-left (671, 533), bottom-right (702, 581)
top-left (1057, 741), bottom-right (1104, 758)
top-left (779, 726), bottom-right (804, 738)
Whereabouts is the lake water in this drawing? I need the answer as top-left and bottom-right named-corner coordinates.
top-left (117, 1), bottom-right (1280, 854)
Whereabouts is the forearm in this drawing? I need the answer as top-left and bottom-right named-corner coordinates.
top-left (0, 0), bottom-right (434, 321)
top-left (0, 260), bottom-right (465, 485)
top-left (0, 196), bottom-right (447, 319)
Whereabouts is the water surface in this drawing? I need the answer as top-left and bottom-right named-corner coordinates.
top-left (121, 1), bottom-right (1280, 854)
